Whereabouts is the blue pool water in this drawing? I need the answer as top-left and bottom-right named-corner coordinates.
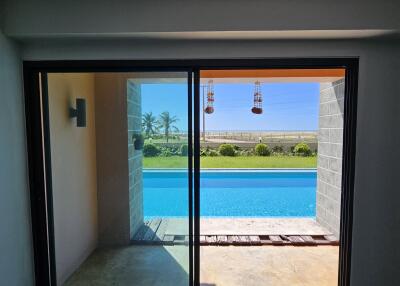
top-left (143, 170), bottom-right (316, 217)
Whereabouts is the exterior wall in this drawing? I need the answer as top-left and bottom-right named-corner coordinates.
top-left (127, 81), bottom-right (144, 238)
top-left (0, 30), bottom-right (34, 286)
top-left (316, 79), bottom-right (345, 238)
top-left (47, 73), bottom-right (98, 285)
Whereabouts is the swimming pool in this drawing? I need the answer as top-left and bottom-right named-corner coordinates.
top-left (143, 169), bottom-right (316, 218)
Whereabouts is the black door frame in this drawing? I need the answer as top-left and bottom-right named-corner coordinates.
top-left (23, 58), bottom-right (358, 286)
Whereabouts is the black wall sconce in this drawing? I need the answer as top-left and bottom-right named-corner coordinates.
top-left (132, 133), bottom-right (144, 150)
top-left (69, 98), bottom-right (86, 127)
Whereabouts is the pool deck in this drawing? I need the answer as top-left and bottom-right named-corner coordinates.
top-left (181, 218), bottom-right (330, 235)
top-left (132, 218), bottom-right (337, 246)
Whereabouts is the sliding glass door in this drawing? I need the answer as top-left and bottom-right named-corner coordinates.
top-left (42, 71), bottom-right (194, 286)
top-left (25, 59), bottom-right (357, 286)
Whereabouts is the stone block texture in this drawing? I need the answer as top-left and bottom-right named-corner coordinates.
top-left (127, 81), bottom-right (144, 239)
top-left (316, 79), bottom-right (345, 238)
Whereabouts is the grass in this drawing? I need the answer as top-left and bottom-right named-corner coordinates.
top-left (143, 155), bottom-right (317, 168)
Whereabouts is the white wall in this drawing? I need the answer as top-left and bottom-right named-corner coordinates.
top-left (95, 74), bottom-right (144, 244)
top-left (2, 0), bottom-right (399, 37)
top-left (94, 74), bottom-right (131, 246)
top-left (0, 30), bottom-right (34, 286)
top-left (47, 73), bottom-right (98, 285)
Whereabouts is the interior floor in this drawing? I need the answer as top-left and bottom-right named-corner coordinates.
top-left (64, 245), bottom-right (338, 286)
top-left (201, 246), bottom-right (338, 286)
top-left (64, 246), bottom-right (189, 286)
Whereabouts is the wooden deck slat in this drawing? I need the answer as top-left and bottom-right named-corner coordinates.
top-left (269, 235), bottom-right (284, 245)
top-left (249, 235), bottom-right (261, 245)
top-left (142, 219), bottom-right (162, 241)
top-left (286, 236), bottom-right (306, 245)
top-left (173, 235), bottom-right (186, 245)
top-left (217, 235), bottom-right (229, 245)
top-left (240, 236), bottom-right (251, 245)
top-left (234, 236), bottom-right (243, 245)
top-left (133, 220), bottom-right (151, 241)
top-left (259, 235), bottom-right (272, 245)
top-left (313, 239), bottom-right (331, 245)
top-left (231, 235), bottom-right (249, 245)
top-left (163, 235), bottom-right (174, 245)
top-left (230, 236), bottom-right (240, 244)
top-left (153, 219), bottom-right (169, 242)
top-left (205, 236), bottom-right (217, 244)
top-left (133, 219), bottom-right (337, 246)
top-left (260, 240), bottom-right (273, 245)
top-left (301, 235), bottom-right (317, 245)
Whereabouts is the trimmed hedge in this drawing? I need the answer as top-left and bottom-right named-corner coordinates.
top-left (294, 142), bottom-right (312, 156)
top-left (218, 144), bottom-right (236, 156)
top-left (143, 143), bottom-right (160, 157)
top-left (255, 143), bottom-right (271, 156)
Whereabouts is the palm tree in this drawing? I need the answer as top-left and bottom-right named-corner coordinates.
top-left (142, 112), bottom-right (159, 137)
top-left (159, 111), bottom-right (179, 142)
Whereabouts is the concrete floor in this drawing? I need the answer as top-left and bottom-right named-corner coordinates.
top-left (64, 245), bottom-right (338, 286)
top-left (64, 246), bottom-right (189, 286)
top-left (201, 246), bottom-right (339, 286)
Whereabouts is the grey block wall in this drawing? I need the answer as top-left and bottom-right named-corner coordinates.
top-left (316, 79), bottom-right (345, 238)
top-left (127, 81), bottom-right (144, 239)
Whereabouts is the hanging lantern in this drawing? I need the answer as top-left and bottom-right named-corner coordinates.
top-left (251, 80), bottom-right (263, 114)
top-left (204, 80), bottom-right (214, 114)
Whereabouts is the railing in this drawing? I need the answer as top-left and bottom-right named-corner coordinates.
top-left (202, 131), bottom-right (317, 142)
top-left (148, 131), bottom-right (317, 144)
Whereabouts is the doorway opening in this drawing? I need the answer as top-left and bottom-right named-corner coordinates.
top-left (23, 58), bottom-right (358, 286)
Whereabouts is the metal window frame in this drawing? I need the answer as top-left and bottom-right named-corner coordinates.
top-left (23, 58), bottom-right (359, 286)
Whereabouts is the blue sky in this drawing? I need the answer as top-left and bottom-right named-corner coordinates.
top-left (141, 82), bottom-right (320, 132)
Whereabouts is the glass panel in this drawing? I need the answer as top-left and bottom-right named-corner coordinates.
top-left (47, 72), bottom-right (191, 286)
top-left (198, 69), bottom-right (345, 286)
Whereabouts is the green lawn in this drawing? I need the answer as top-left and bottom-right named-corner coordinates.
top-left (143, 155), bottom-right (317, 168)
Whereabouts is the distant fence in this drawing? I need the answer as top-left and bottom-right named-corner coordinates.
top-left (152, 131), bottom-right (318, 152)
top-left (203, 131), bottom-right (317, 143)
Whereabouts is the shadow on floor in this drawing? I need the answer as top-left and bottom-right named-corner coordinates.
top-left (64, 245), bottom-right (189, 286)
